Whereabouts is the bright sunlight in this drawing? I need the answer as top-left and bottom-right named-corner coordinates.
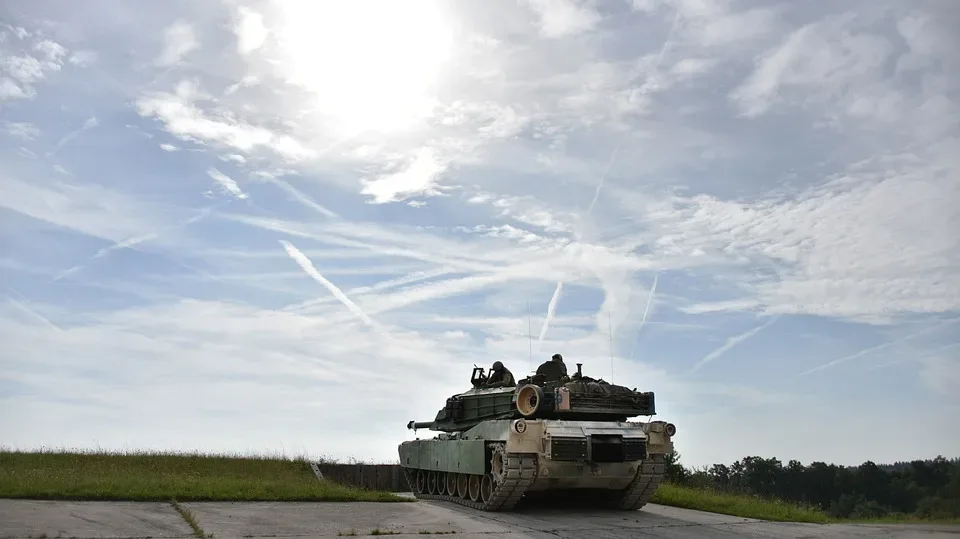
top-left (272, 0), bottom-right (455, 136)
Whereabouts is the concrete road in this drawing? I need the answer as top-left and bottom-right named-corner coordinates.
top-left (2, 497), bottom-right (959, 538)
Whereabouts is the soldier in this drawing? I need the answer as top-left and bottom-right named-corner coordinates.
top-left (551, 353), bottom-right (568, 377)
top-left (534, 353), bottom-right (569, 383)
top-left (484, 361), bottom-right (516, 387)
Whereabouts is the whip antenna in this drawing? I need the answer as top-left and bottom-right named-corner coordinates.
top-left (527, 300), bottom-right (533, 372)
top-left (608, 309), bottom-right (614, 383)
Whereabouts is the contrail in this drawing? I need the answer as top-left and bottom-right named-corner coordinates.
top-left (586, 144), bottom-right (621, 217)
top-left (46, 116), bottom-right (98, 156)
top-left (581, 143), bottom-right (622, 241)
top-left (540, 144), bottom-right (622, 347)
top-left (283, 267), bottom-right (452, 313)
top-left (691, 314), bottom-right (780, 372)
top-left (266, 177), bottom-right (339, 219)
top-left (52, 203), bottom-right (224, 281)
top-left (537, 281), bottom-right (564, 349)
top-left (628, 273), bottom-right (659, 360)
top-left (798, 317), bottom-right (960, 377)
top-left (863, 342), bottom-right (960, 373)
top-left (638, 273), bottom-right (658, 331)
top-left (279, 239), bottom-right (374, 326)
top-left (656, 8), bottom-right (682, 65)
top-left (4, 293), bottom-right (63, 332)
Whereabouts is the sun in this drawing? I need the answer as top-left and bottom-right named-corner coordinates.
top-left (272, 0), bottom-right (455, 136)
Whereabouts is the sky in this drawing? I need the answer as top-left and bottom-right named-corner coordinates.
top-left (1, 0), bottom-right (958, 469)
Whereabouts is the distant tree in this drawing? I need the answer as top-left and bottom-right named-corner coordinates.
top-left (708, 463), bottom-right (731, 489)
top-left (663, 450), bottom-right (688, 484)
top-left (659, 449), bottom-right (960, 520)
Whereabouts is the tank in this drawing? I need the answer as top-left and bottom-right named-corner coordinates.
top-left (397, 356), bottom-right (677, 512)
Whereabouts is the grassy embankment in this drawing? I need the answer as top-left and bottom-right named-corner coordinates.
top-left (0, 449), bottom-right (407, 503)
top-left (2, 449), bottom-right (957, 526)
top-left (652, 483), bottom-right (960, 525)
top-left (650, 482), bottom-right (830, 523)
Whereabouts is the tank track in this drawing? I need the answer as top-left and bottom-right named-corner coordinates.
top-left (610, 453), bottom-right (666, 510)
top-left (401, 446), bottom-right (538, 511)
top-left (401, 452), bottom-right (664, 512)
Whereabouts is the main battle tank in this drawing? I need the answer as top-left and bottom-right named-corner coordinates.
top-left (398, 356), bottom-right (676, 512)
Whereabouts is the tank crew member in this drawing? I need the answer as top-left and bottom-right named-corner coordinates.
top-left (484, 361), bottom-right (516, 387)
top-left (534, 353), bottom-right (570, 383)
top-left (551, 353), bottom-right (568, 376)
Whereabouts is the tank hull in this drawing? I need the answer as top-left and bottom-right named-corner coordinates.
top-left (398, 418), bottom-right (672, 511)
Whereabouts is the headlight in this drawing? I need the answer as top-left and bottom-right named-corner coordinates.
top-left (513, 419), bottom-right (527, 434)
top-left (665, 423), bottom-right (677, 436)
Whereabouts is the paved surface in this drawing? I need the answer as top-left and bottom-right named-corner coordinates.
top-left (3, 497), bottom-right (960, 538)
top-left (0, 500), bottom-right (194, 538)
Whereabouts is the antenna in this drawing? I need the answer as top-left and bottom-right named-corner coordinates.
top-left (527, 300), bottom-right (533, 372)
top-left (608, 309), bottom-right (614, 383)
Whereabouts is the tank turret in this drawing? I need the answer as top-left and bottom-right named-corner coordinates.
top-left (398, 356), bottom-right (676, 512)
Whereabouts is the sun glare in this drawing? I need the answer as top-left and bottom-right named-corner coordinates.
top-left (273, 0), bottom-right (454, 136)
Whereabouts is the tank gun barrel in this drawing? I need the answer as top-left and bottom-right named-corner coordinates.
top-left (407, 420), bottom-right (434, 430)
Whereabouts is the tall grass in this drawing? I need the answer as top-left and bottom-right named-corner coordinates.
top-left (0, 449), bottom-right (408, 502)
top-left (650, 483), bottom-right (960, 525)
top-left (650, 483), bottom-right (830, 523)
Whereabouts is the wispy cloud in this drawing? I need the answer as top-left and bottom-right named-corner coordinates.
top-left (233, 7), bottom-right (267, 55)
top-left (156, 21), bottom-right (198, 67)
top-left (360, 147), bottom-right (447, 204)
top-left (2, 121), bottom-right (40, 140)
top-left (206, 168), bottom-right (249, 200)
top-left (0, 26), bottom-right (68, 102)
top-left (526, 0), bottom-right (602, 38)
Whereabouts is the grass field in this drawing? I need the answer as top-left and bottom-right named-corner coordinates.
top-left (0, 449), bottom-right (407, 503)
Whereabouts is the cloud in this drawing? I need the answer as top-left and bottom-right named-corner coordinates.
top-left (2, 121), bottom-right (39, 140)
top-left (631, 145), bottom-right (960, 323)
top-left (0, 27), bottom-right (67, 101)
top-left (136, 80), bottom-right (315, 161)
top-left (233, 8), bottom-right (268, 55)
top-left (206, 168), bottom-right (248, 200)
top-left (156, 21), bottom-right (199, 66)
top-left (360, 147), bottom-right (448, 204)
top-left (526, 0), bottom-right (602, 38)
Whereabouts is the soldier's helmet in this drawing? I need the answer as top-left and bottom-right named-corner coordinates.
top-left (552, 353), bottom-right (563, 361)
top-left (492, 360), bottom-right (504, 371)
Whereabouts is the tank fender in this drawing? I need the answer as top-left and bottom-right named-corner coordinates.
top-left (397, 438), bottom-right (488, 475)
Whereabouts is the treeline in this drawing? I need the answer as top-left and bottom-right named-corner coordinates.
top-left (664, 453), bottom-right (960, 519)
